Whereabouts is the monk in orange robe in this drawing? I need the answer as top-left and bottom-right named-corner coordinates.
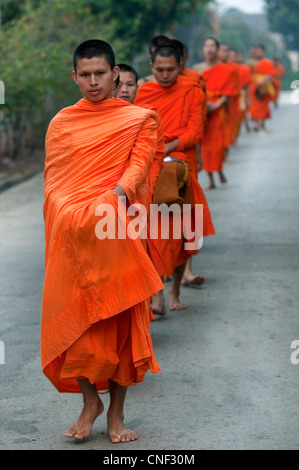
top-left (272, 58), bottom-right (285, 107)
top-left (114, 63), bottom-right (167, 314)
top-left (218, 44), bottom-right (242, 153)
top-left (139, 38), bottom-right (209, 294)
top-left (193, 37), bottom-right (235, 190)
top-left (137, 35), bottom-right (174, 87)
top-left (135, 45), bottom-right (215, 311)
top-left (248, 45), bottom-right (276, 132)
top-left (228, 49), bottom-right (252, 141)
top-left (41, 40), bottom-right (163, 444)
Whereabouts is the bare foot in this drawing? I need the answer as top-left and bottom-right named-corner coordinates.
top-left (168, 291), bottom-right (187, 311)
top-left (151, 290), bottom-right (167, 316)
top-left (107, 413), bottom-right (138, 444)
top-left (65, 396), bottom-right (104, 440)
top-left (181, 274), bottom-right (205, 286)
top-left (219, 172), bottom-right (227, 184)
top-left (204, 182), bottom-right (216, 190)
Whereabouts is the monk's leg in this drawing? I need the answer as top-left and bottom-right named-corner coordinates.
top-left (169, 262), bottom-right (187, 311)
top-left (65, 378), bottom-right (104, 440)
top-left (205, 172), bottom-right (216, 190)
top-left (181, 256), bottom-right (205, 286)
top-left (107, 379), bottom-right (138, 443)
top-left (219, 170), bottom-right (227, 184)
top-left (151, 289), bottom-right (167, 316)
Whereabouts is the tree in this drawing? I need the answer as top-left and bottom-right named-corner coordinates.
top-left (265, 0), bottom-right (299, 50)
top-left (0, 0), bottom-right (205, 159)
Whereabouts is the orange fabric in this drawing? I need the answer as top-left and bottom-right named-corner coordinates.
top-left (249, 59), bottom-right (275, 120)
top-left (41, 97), bottom-right (164, 393)
top-left (201, 63), bottom-right (235, 173)
top-left (135, 78), bottom-right (215, 275)
top-left (183, 67), bottom-right (207, 93)
top-left (134, 102), bottom-right (168, 278)
top-left (234, 64), bottom-right (252, 138)
top-left (224, 62), bottom-right (242, 148)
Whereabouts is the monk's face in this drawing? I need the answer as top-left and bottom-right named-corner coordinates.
top-left (116, 71), bottom-right (138, 104)
top-left (255, 47), bottom-right (265, 60)
top-left (72, 56), bottom-right (119, 103)
top-left (218, 44), bottom-right (229, 63)
top-left (203, 39), bottom-right (218, 61)
top-left (151, 55), bottom-right (181, 88)
top-left (228, 50), bottom-right (238, 63)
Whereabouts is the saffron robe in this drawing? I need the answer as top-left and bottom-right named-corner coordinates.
top-left (41, 97), bottom-right (163, 393)
top-left (249, 58), bottom-right (275, 121)
top-left (134, 78), bottom-right (215, 275)
top-left (224, 62), bottom-right (242, 149)
top-left (200, 63), bottom-right (235, 173)
top-left (235, 63), bottom-right (252, 138)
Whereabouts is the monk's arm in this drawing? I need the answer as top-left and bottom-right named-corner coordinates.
top-left (148, 114), bottom-right (165, 192)
top-left (207, 95), bottom-right (228, 113)
top-left (176, 87), bottom-right (206, 151)
top-left (117, 115), bottom-right (158, 204)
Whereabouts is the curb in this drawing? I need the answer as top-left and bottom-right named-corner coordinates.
top-left (0, 170), bottom-right (43, 194)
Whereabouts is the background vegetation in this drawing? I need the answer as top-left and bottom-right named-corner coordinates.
top-left (0, 0), bottom-right (297, 162)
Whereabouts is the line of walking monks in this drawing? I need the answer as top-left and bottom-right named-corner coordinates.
top-left (40, 37), bottom-right (285, 443)
top-left (113, 35), bottom-right (285, 312)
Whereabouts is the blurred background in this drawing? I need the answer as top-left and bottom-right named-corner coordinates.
top-left (0, 0), bottom-right (298, 173)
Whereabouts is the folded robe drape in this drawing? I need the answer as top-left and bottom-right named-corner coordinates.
top-left (41, 97), bottom-right (163, 393)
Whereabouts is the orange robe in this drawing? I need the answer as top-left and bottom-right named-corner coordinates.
top-left (135, 102), bottom-right (167, 277)
top-left (224, 62), bottom-right (242, 149)
top-left (41, 97), bottom-right (164, 393)
top-left (183, 67), bottom-right (207, 94)
top-left (201, 63), bottom-right (235, 173)
top-left (134, 77), bottom-right (215, 276)
top-left (235, 63), bottom-right (252, 139)
top-left (249, 58), bottom-right (275, 121)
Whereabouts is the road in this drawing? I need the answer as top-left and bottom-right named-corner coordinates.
top-left (0, 92), bottom-right (298, 450)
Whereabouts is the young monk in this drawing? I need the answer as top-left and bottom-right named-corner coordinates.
top-left (193, 37), bottom-right (235, 190)
top-left (248, 45), bottom-right (275, 132)
top-left (41, 39), bottom-right (163, 444)
top-left (115, 63), bottom-right (167, 315)
top-left (218, 44), bottom-right (242, 154)
top-left (135, 46), bottom-right (215, 311)
top-left (228, 48), bottom-right (252, 143)
top-left (232, 51), bottom-right (252, 136)
top-left (137, 35), bottom-right (174, 87)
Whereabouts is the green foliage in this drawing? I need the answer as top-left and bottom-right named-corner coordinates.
top-left (0, 0), bottom-right (203, 157)
top-left (265, 0), bottom-right (299, 50)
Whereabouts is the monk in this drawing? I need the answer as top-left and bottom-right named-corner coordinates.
top-left (228, 49), bottom-right (252, 141)
top-left (218, 44), bottom-right (242, 153)
top-left (171, 38), bottom-right (207, 288)
top-left (137, 35), bottom-right (174, 87)
top-left (114, 63), bottom-right (167, 315)
top-left (193, 37), bottom-right (235, 190)
top-left (41, 39), bottom-right (163, 444)
top-left (248, 45), bottom-right (275, 132)
top-left (135, 45), bottom-right (215, 311)
top-left (272, 58), bottom-right (285, 108)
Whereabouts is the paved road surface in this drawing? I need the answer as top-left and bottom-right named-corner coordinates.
top-left (0, 93), bottom-right (298, 450)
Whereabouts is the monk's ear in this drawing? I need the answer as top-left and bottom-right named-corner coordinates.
top-left (113, 66), bottom-right (120, 82)
top-left (149, 54), bottom-right (153, 66)
top-left (72, 70), bottom-right (79, 85)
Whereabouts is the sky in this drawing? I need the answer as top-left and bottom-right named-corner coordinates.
top-left (217, 0), bottom-right (265, 14)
